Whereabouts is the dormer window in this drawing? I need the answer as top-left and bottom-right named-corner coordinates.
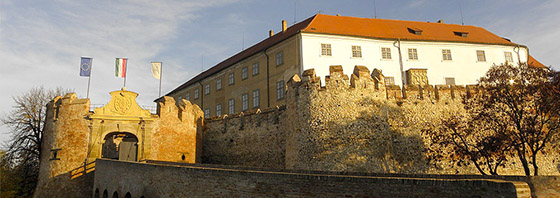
top-left (454, 31), bottom-right (468, 37)
top-left (407, 27), bottom-right (423, 35)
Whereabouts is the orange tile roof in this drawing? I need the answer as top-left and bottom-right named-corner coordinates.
top-left (164, 14), bottom-right (527, 97)
top-left (303, 14), bottom-right (517, 45)
top-left (528, 55), bottom-right (546, 68)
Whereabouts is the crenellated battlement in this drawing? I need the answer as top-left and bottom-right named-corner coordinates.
top-left (289, 65), bottom-right (479, 103)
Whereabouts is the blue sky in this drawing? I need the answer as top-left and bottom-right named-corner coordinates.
top-left (1, 0), bottom-right (559, 142)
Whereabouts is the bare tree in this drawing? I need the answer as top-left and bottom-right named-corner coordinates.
top-left (1, 87), bottom-right (70, 197)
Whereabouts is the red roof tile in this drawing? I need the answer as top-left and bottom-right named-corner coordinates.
top-left (528, 55), bottom-right (546, 68)
top-left (302, 14), bottom-right (517, 45)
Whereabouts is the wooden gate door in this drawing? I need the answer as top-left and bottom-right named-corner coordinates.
top-left (118, 141), bottom-right (137, 161)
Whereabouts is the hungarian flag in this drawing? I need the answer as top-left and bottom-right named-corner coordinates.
top-left (151, 62), bottom-right (162, 79)
top-left (115, 58), bottom-right (127, 78)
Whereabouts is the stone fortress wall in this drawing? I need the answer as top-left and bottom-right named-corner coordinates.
top-left (203, 65), bottom-right (560, 176)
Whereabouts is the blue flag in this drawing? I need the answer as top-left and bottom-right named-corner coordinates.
top-left (80, 57), bottom-right (93, 77)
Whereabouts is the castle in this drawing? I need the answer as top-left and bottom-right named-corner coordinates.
top-left (163, 13), bottom-right (545, 119)
top-left (34, 66), bottom-right (559, 197)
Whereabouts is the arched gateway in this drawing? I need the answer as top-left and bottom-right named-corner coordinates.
top-left (34, 88), bottom-right (204, 197)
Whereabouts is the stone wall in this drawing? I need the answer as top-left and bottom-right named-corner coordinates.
top-left (283, 65), bottom-right (560, 175)
top-left (35, 93), bottom-right (93, 198)
top-left (202, 107), bottom-right (286, 169)
top-left (94, 159), bottom-right (545, 198)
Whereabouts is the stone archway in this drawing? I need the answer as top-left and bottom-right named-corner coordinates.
top-left (102, 132), bottom-right (138, 162)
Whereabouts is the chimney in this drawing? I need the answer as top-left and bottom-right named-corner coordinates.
top-left (282, 20), bottom-right (287, 32)
top-left (269, 30), bottom-right (274, 37)
top-left (437, 19), bottom-right (444, 23)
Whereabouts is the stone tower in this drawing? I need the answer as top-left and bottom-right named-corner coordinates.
top-left (35, 93), bottom-right (92, 198)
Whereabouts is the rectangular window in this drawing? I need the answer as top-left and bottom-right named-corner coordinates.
top-left (442, 49), bottom-right (452, 61)
top-left (204, 108), bottom-right (210, 118)
top-left (204, 84), bottom-right (210, 95)
top-left (276, 51), bottom-right (283, 66)
top-left (384, 76), bottom-right (395, 85)
top-left (252, 62), bottom-right (259, 76)
top-left (242, 67), bottom-right (248, 80)
top-left (228, 99), bottom-right (234, 114)
top-left (228, 73), bottom-right (234, 85)
top-left (194, 89), bottom-right (199, 99)
top-left (185, 92), bottom-right (190, 101)
top-left (381, 47), bottom-right (392, 59)
top-left (352, 45), bottom-right (362, 58)
top-left (445, 77), bottom-right (456, 85)
top-left (216, 104), bottom-right (222, 116)
top-left (408, 48), bottom-right (418, 60)
top-left (241, 93), bottom-right (249, 111)
top-left (216, 79), bottom-right (222, 90)
top-left (252, 89), bottom-right (260, 108)
top-left (321, 43), bottom-right (332, 56)
top-left (276, 80), bottom-right (285, 100)
top-left (476, 50), bottom-right (486, 62)
top-left (504, 52), bottom-right (513, 63)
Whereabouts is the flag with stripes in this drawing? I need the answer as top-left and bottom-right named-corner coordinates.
top-left (115, 58), bottom-right (127, 78)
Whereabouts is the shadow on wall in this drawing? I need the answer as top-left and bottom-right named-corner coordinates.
top-left (304, 97), bottom-right (429, 174)
top-left (35, 162), bottom-right (94, 198)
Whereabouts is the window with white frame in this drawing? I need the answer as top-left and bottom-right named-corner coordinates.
top-left (252, 62), bottom-right (259, 75)
top-left (321, 43), bottom-right (332, 56)
top-left (241, 93), bottom-right (249, 111)
top-left (186, 92), bottom-right (190, 101)
top-left (442, 49), bottom-right (452, 61)
top-left (352, 45), bottom-right (362, 58)
top-left (276, 80), bottom-right (285, 100)
top-left (384, 77), bottom-right (395, 85)
top-left (381, 47), bottom-right (392, 59)
top-left (408, 48), bottom-right (418, 60)
top-left (228, 99), bottom-right (234, 114)
top-left (504, 52), bottom-right (513, 63)
top-left (445, 77), bottom-right (456, 85)
top-left (204, 108), bottom-right (210, 118)
top-left (228, 73), bottom-right (234, 85)
top-left (216, 103), bottom-right (222, 116)
top-left (216, 78), bottom-right (222, 90)
top-left (252, 89), bottom-right (260, 108)
top-left (204, 84), bottom-right (210, 95)
top-left (194, 89), bottom-right (199, 99)
top-left (276, 51), bottom-right (283, 66)
top-left (242, 67), bottom-right (248, 80)
top-left (476, 50), bottom-right (486, 62)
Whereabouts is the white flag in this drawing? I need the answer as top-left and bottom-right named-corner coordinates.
top-left (151, 62), bottom-right (162, 79)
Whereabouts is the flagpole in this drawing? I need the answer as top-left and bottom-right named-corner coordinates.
top-left (159, 62), bottom-right (163, 97)
top-left (87, 58), bottom-right (93, 98)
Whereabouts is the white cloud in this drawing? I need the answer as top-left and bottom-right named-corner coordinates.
top-left (0, 0), bottom-right (239, 143)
